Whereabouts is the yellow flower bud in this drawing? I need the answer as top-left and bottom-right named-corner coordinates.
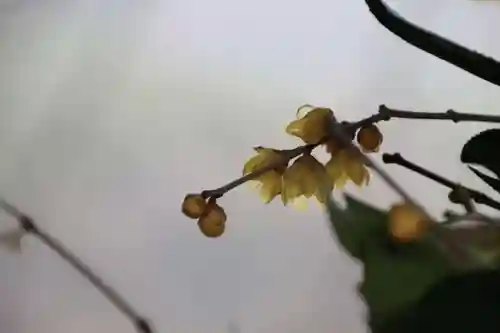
top-left (388, 202), bottom-right (429, 242)
top-left (182, 194), bottom-right (207, 219)
top-left (198, 202), bottom-right (227, 238)
top-left (356, 124), bottom-right (383, 153)
top-left (281, 154), bottom-right (330, 206)
top-left (285, 107), bottom-right (333, 145)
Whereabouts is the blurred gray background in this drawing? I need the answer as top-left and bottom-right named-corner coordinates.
top-left (0, 0), bottom-right (499, 332)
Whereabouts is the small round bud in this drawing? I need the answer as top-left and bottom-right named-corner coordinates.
top-left (356, 124), bottom-right (383, 153)
top-left (182, 194), bottom-right (207, 219)
top-left (388, 202), bottom-right (429, 242)
top-left (198, 203), bottom-right (227, 238)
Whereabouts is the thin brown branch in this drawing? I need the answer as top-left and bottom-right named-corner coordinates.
top-left (203, 102), bottom-right (500, 200)
top-left (350, 104), bottom-right (500, 128)
top-left (382, 153), bottom-right (500, 212)
top-left (0, 198), bottom-right (154, 333)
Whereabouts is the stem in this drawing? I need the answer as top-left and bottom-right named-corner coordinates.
top-left (350, 104), bottom-right (500, 128)
top-left (201, 103), bottom-right (500, 200)
top-left (0, 198), bottom-right (153, 333)
top-left (382, 153), bottom-right (500, 212)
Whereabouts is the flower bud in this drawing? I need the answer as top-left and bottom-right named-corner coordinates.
top-left (388, 202), bottom-right (429, 242)
top-left (182, 194), bottom-right (207, 219)
top-left (356, 124), bottom-right (383, 153)
top-left (198, 203), bottom-right (227, 238)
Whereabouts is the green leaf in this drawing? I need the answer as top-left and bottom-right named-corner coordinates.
top-left (461, 128), bottom-right (500, 195)
top-left (325, 194), bottom-right (455, 326)
top-left (326, 194), bottom-right (387, 260)
top-left (377, 269), bottom-right (500, 333)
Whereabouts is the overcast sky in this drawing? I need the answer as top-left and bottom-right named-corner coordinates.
top-left (0, 0), bottom-right (500, 332)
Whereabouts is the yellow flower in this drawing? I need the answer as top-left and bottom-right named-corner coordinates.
top-left (243, 147), bottom-right (289, 203)
top-left (285, 106), bottom-right (334, 145)
top-left (388, 202), bottom-right (430, 243)
top-left (251, 171), bottom-right (283, 203)
top-left (325, 150), bottom-right (370, 188)
top-left (356, 124), bottom-right (383, 153)
top-left (198, 202), bottom-right (227, 238)
top-left (243, 147), bottom-right (288, 175)
top-left (182, 194), bottom-right (207, 219)
top-left (282, 154), bottom-right (331, 206)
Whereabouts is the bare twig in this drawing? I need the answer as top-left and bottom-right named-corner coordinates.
top-left (382, 153), bottom-right (500, 212)
top-left (350, 105), bottom-right (500, 128)
top-left (202, 103), bottom-right (500, 200)
top-left (0, 198), bottom-right (154, 333)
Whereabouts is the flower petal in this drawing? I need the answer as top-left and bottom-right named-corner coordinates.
top-left (243, 148), bottom-right (288, 175)
top-left (325, 150), bottom-right (349, 185)
top-left (258, 171), bottom-right (282, 203)
top-left (336, 173), bottom-right (349, 189)
top-left (281, 157), bottom-right (309, 204)
top-left (290, 196), bottom-right (310, 211)
top-left (285, 108), bottom-right (333, 144)
top-left (243, 153), bottom-right (267, 175)
top-left (346, 157), bottom-right (367, 186)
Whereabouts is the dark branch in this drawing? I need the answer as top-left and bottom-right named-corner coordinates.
top-left (365, 0), bottom-right (500, 87)
top-left (382, 153), bottom-right (500, 212)
top-left (350, 105), bottom-right (500, 129)
top-left (0, 198), bottom-right (154, 333)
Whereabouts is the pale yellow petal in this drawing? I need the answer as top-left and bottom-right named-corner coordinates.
top-left (281, 180), bottom-right (303, 205)
top-left (281, 157), bottom-right (308, 204)
top-left (285, 108), bottom-right (333, 144)
top-left (258, 172), bottom-right (282, 203)
top-left (335, 173), bottom-right (348, 189)
top-left (296, 104), bottom-right (316, 119)
top-left (325, 151), bottom-right (349, 185)
top-left (243, 154), bottom-right (267, 175)
top-left (285, 118), bottom-right (308, 137)
top-left (289, 196), bottom-right (309, 211)
top-left (247, 180), bottom-right (261, 190)
top-left (346, 161), bottom-right (366, 186)
top-left (243, 148), bottom-right (287, 175)
top-left (300, 162), bottom-right (319, 197)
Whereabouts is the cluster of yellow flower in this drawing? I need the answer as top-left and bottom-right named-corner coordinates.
top-left (181, 105), bottom-right (384, 238)
top-left (244, 106), bottom-right (383, 205)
